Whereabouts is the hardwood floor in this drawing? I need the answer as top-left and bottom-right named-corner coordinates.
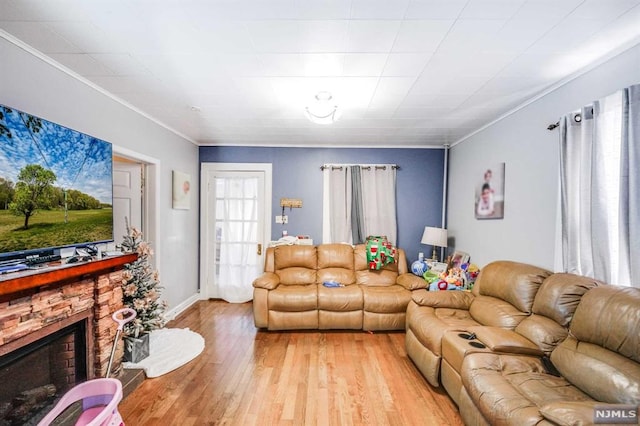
top-left (118, 301), bottom-right (463, 425)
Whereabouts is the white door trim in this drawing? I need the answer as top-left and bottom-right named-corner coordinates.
top-left (200, 162), bottom-right (273, 300)
top-left (113, 145), bottom-right (161, 271)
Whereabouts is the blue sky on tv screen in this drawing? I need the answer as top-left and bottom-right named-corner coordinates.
top-left (0, 105), bottom-right (112, 204)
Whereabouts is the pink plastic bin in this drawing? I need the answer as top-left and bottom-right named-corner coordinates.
top-left (37, 378), bottom-right (124, 426)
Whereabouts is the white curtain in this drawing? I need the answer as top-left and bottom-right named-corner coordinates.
top-left (217, 177), bottom-right (259, 302)
top-left (322, 164), bottom-right (397, 245)
top-left (559, 84), bottom-right (639, 287)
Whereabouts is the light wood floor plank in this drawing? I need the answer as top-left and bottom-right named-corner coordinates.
top-left (119, 301), bottom-right (463, 425)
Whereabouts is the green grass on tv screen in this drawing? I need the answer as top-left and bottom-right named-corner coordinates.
top-left (0, 208), bottom-right (113, 253)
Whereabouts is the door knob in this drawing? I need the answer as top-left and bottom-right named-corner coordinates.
top-left (257, 243), bottom-right (262, 255)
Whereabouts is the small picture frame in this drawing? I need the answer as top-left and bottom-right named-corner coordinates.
top-left (172, 170), bottom-right (191, 210)
top-left (427, 261), bottom-right (448, 274)
top-left (452, 251), bottom-right (470, 268)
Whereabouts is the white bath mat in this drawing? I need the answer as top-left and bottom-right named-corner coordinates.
top-left (122, 328), bottom-right (204, 378)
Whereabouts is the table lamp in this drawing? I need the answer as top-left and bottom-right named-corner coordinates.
top-left (421, 226), bottom-right (448, 262)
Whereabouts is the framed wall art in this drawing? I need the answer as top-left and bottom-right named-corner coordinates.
top-left (172, 170), bottom-right (191, 210)
top-left (475, 163), bottom-right (505, 220)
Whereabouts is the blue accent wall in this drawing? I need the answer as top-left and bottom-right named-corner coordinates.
top-left (200, 146), bottom-right (445, 261)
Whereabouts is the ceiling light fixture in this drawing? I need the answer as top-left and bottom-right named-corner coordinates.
top-left (305, 91), bottom-right (340, 125)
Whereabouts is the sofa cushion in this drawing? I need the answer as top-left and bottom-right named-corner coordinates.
top-left (461, 352), bottom-right (591, 425)
top-left (361, 285), bottom-right (411, 313)
top-left (318, 284), bottom-right (363, 311)
top-left (514, 314), bottom-right (568, 355)
top-left (569, 286), bottom-right (640, 363)
top-left (268, 285), bottom-right (317, 311)
top-left (406, 301), bottom-right (479, 357)
top-left (274, 245), bottom-right (317, 269)
top-left (274, 245), bottom-right (317, 285)
top-left (550, 286), bottom-right (640, 405)
top-left (469, 295), bottom-right (529, 329)
top-left (474, 260), bottom-right (551, 314)
top-left (317, 243), bottom-right (354, 269)
top-left (532, 273), bottom-right (602, 327)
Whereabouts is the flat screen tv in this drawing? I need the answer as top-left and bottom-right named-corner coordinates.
top-left (0, 104), bottom-right (113, 263)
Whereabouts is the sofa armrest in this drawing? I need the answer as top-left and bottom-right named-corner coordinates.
top-left (253, 272), bottom-right (280, 290)
top-left (411, 289), bottom-right (474, 309)
top-left (397, 273), bottom-right (428, 290)
top-left (540, 401), bottom-right (612, 426)
top-left (467, 326), bottom-right (543, 356)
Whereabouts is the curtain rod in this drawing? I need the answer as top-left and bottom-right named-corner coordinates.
top-left (320, 164), bottom-right (400, 171)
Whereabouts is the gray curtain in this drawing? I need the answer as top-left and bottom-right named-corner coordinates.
top-left (559, 83), bottom-right (639, 287)
top-left (350, 166), bottom-right (365, 244)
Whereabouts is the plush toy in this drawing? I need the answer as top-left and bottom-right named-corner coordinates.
top-left (428, 267), bottom-right (465, 291)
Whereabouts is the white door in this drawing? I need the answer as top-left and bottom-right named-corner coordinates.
top-left (113, 160), bottom-right (143, 244)
top-left (200, 163), bottom-right (272, 302)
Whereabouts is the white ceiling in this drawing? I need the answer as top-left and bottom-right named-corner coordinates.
top-left (1, 0), bottom-right (640, 147)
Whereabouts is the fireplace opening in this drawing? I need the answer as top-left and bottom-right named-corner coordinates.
top-left (0, 320), bottom-right (88, 426)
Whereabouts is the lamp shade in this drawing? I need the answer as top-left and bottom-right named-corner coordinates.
top-left (421, 226), bottom-right (448, 248)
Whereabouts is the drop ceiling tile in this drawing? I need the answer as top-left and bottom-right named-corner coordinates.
top-left (459, 0), bottom-right (527, 20)
top-left (48, 53), bottom-right (115, 76)
top-left (350, 0), bottom-right (410, 19)
top-left (343, 54), bottom-right (388, 76)
top-left (382, 53), bottom-right (432, 76)
top-left (221, 54), bottom-right (263, 77)
top-left (247, 21), bottom-right (300, 53)
top-left (570, 0), bottom-right (640, 20)
top-left (489, 19), bottom-right (559, 53)
top-left (298, 20), bottom-right (350, 53)
top-left (346, 20), bottom-right (402, 53)
top-left (296, 0), bottom-right (352, 19)
top-left (512, 0), bottom-right (584, 20)
top-left (1, 21), bottom-right (81, 53)
top-left (404, 0), bottom-right (468, 19)
top-left (301, 53), bottom-right (345, 77)
top-left (436, 19), bottom-right (507, 53)
top-left (196, 22), bottom-right (255, 53)
top-left (392, 20), bottom-right (454, 52)
top-left (240, 0), bottom-right (299, 20)
top-left (88, 75), bottom-right (166, 94)
top-left (258, 54), bottom-right (304, 76)
top-left (527, 16), bottom-right (613, 53)
top-left (369, 77), bottom-right (417, 108)
top-left (46, 21), bottom-right (121, 54)
top-left (90, 53), bottom-right (150, 76)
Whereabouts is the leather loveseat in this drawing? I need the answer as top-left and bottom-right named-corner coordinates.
top-left (405, 260), bottom-right (640, 425)
top-left (252, 243), bottom-right (426, 331)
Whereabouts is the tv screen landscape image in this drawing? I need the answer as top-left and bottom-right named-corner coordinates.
top-left (0, 105), bottom-right (113, 259)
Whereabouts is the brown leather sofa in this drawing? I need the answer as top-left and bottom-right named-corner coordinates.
top-left (252, 243), bottom-right (426, 331)
top-left (406, 260), bottom-right (640, 425)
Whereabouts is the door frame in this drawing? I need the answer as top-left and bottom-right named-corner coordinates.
top-left (200, 163), bottom-right (273, 300)
top-left (113, 145), bottom-right (161, 270)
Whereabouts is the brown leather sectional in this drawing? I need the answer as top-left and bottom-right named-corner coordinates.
top-left (405, 260), bottom-right (640, 425)
top-left (252, 243), bottom-right (426, 331)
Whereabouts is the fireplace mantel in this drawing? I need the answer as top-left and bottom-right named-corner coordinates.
top-left (0, 253), bottom-right (137, 299)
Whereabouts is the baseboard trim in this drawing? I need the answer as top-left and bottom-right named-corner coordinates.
top-left (165, 293), bottom-right (201, 322)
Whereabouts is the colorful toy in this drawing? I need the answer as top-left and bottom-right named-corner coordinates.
top-left (411, 259), bottom-right (429, 276)
top-left (428, 267), bottom-right (466, 291)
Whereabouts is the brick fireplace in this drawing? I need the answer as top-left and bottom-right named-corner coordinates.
top-left (0, 255), bottom-right (136, 424)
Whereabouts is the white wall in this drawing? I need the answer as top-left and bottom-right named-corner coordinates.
top-left (0, 36), bottom-right (200, 312)
top-left (448, 43), bottom-right (640, 270)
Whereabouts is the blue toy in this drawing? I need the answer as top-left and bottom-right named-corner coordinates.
top-left (411, 260), bottom-right (429, 276)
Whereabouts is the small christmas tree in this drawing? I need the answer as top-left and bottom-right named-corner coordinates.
top-left (120, 219), bottom-right (166, 337)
